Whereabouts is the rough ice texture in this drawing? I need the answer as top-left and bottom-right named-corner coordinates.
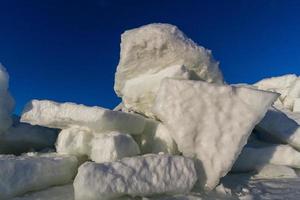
top-left (0, 153), bottom-right (78, 199)
top-left (253, 164), bottom-right (297, 179)
top-left (152, 79), bottom-right (278, 190)
top-left (90, 132), bottom-right (140, 163)
top-left (294, 98), bottom-right (300, 112)
top-left (12, 184), bottom-right (74, 200)
top-left (136, 119), bottom-right (178, 154)
top-left (73, 154), bottom-right (197, 200)
top-left (232, 145), bottom-right (300, 172)
top-left (254, 74), bottom-right (300, 111)
top-left (114, 23), bottom-right (223, 117)
top-left (256, 107), bottom-right (300, 150)
top-left (0, 64), bottom-right (15, 133)
top-left (0, 116), bottom-right (58, 154)
top-left (21, 100), bottom-right (146, 134)
top-left (56, 126), bottom-right (140, 163)
top-left (56, 126), bottom-right (93, 157)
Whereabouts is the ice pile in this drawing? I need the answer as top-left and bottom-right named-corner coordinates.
top-left (1, 23), bottom-right (300, 200)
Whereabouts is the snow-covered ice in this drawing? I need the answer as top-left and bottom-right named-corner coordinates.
top-left (21, 100), bottom-right (146, 134)
top-left (114, 23), bottom-right (223, 117)
top-left (0, 153), bottom-right (78, 199)
top-left (137, 119), bottom-right (178, 154)
top-left (90, 132), bottom-right (140, 163)
top-left (56, 126), bottom-right (93, 157)
top-left (74, 154), bottom-right (197, 200)
top-left (254, 74), bottom-right (300, 111)
top-left (232, 145), bottom-right (300, 172)
top-left (153, 79), bottom-right (278, 190)
top-left (0, 64), bottom-right (15, 133)
top-left (253, 164), bottom-right (298, 179)
top-left (294, 98), bottom-right (300, 112)
top-left (0, 116), bottom-right (58, 154)
top-left (12, 184), bottom-right (74, 200)
top-left (256, 106), bottom-right (300, 150)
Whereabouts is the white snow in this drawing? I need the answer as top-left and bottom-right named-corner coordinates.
top-left (90, 132), bottom-right (140, 163)
top-left (232, 145), bottom-right (300, 172)
top-left (254, 74), bottom-right (300, 111)
top-left (294, 98), bottom-right (300, 112)
top-left (12, 184), bottom-right (74, 200)
top-left (73, 154), bottom-right (197, 200)
top-left (138, 119), bottom-right (178, 154)
top-left (0, 64), bottom-right (15, 133)
top-left (0, 153), bottom-right (78, 199)
top-left (114, 23), bottom-right (223, 117)
top-left (152, 79), bottom-right (278, 190)
top-left (0, 117), bottom-right (58, 154)
top-left (56, 126), bottom-right (93, 157)
top-left (21, 100), bottom-right (146, 134)
top-left (253, 164), bottom-right (297, 179)
top-left (256, 106), bottom-right (300, 150)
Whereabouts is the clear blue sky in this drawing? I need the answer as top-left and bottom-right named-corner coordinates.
top-left (1, 0), bottom-right (300, 114)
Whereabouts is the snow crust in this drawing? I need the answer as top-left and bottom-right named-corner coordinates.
top-left (21, 100), bottom-right (146, 134)
top-left (137, 120), bottom-right (178, 154)
top-left (0, 64), bottom-right (15, 133)
top-left (233, 145), bottom-right (300, 172)
top-left (90, 132), bottom-right (140, 163)
top-left (294, 98), bottom-right (300, 112)
top-left (0, 153), bottom-right (78, 199)
top-left (56, 126), bottom-right (140, 163)
top-left (114, 23), bottom-right (223, 117)
top-left (153, 79), bottom-right (278, 190)
top-left (254, 74), bottom-right (300, 111)
top-left (74, 154), bottom-right (197, 200)
top-left (253, 164), bottom-right (297, 179)
top-left (256, 106), bottom-right (300, 150)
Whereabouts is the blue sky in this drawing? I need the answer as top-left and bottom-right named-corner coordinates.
top-left (0, 0), bottom-right (300, 114)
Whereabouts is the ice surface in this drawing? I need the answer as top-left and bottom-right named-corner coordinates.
top-left (74, 154), bottom-right (197, 200)
top-left (121, 65), bottom-right (193, 118)
top-left (137, 119), bottom-right (178, 154)
top-left (114, 23), bottom-right (223, 117)
top-left (90, 132), bottom-right (140, 163)
top-left (0, 117), bottom-right (58, 154)
top-left (21, 100), bottom-right (146, 134)
top-left (152, 79), bottom-right (278, 190)
top-left (0, 64), bottom-right (15, 133)
top-left (232, 145), bottom-right (300, 172)
top-left (56, 126), bottom-right (93, 157)
top-left (254, 74), bottom-right (300, 111)
top-left (256, 107), bottom-right (300, 150)
top-left (0, 153), bottom-right (78, 199)
top-left (12, 184), bottom-right (74, 200)
top-left (253, 164), bottom-right (297, 179)
top-left (294, 98), bottom-right (300, 112)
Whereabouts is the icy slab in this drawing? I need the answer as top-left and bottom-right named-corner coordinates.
top-left (253, 164), bottom-right (297, 179)
top-left (74, 154), bottom-right (197, 200)
top-left (0, 117), bottom-right (58, 154)
top-left (254, 74), bottom-right (300, 111)
top-left (0, 64), bottom-right (15, 133)
top-left (90, 132), bottom-right (140, 163)
top-left (232, 145), bottom-right (300, 172)
top-left (153, 79), bottom-right (278, 190)
top-left (137, 119), bottom-right (178, 154)
top-left (114, 23), bottom-right (223, 117)
top-left (12, 184), bottom-right (74, 200)
top-left (56, 126), bottom-right (93, 157)
top-left (21, 100), bottom-right (146, 134)
top-left (0, 153), bottom-right (78, 199)
top-left (256, 107), bottom-right (300, 150)
top-left (122, 65), bottom-right (194, 118)
top-left (294, 98), bottom-right (300, 112)
top-left (56, 126), bottom-right (140, 163)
